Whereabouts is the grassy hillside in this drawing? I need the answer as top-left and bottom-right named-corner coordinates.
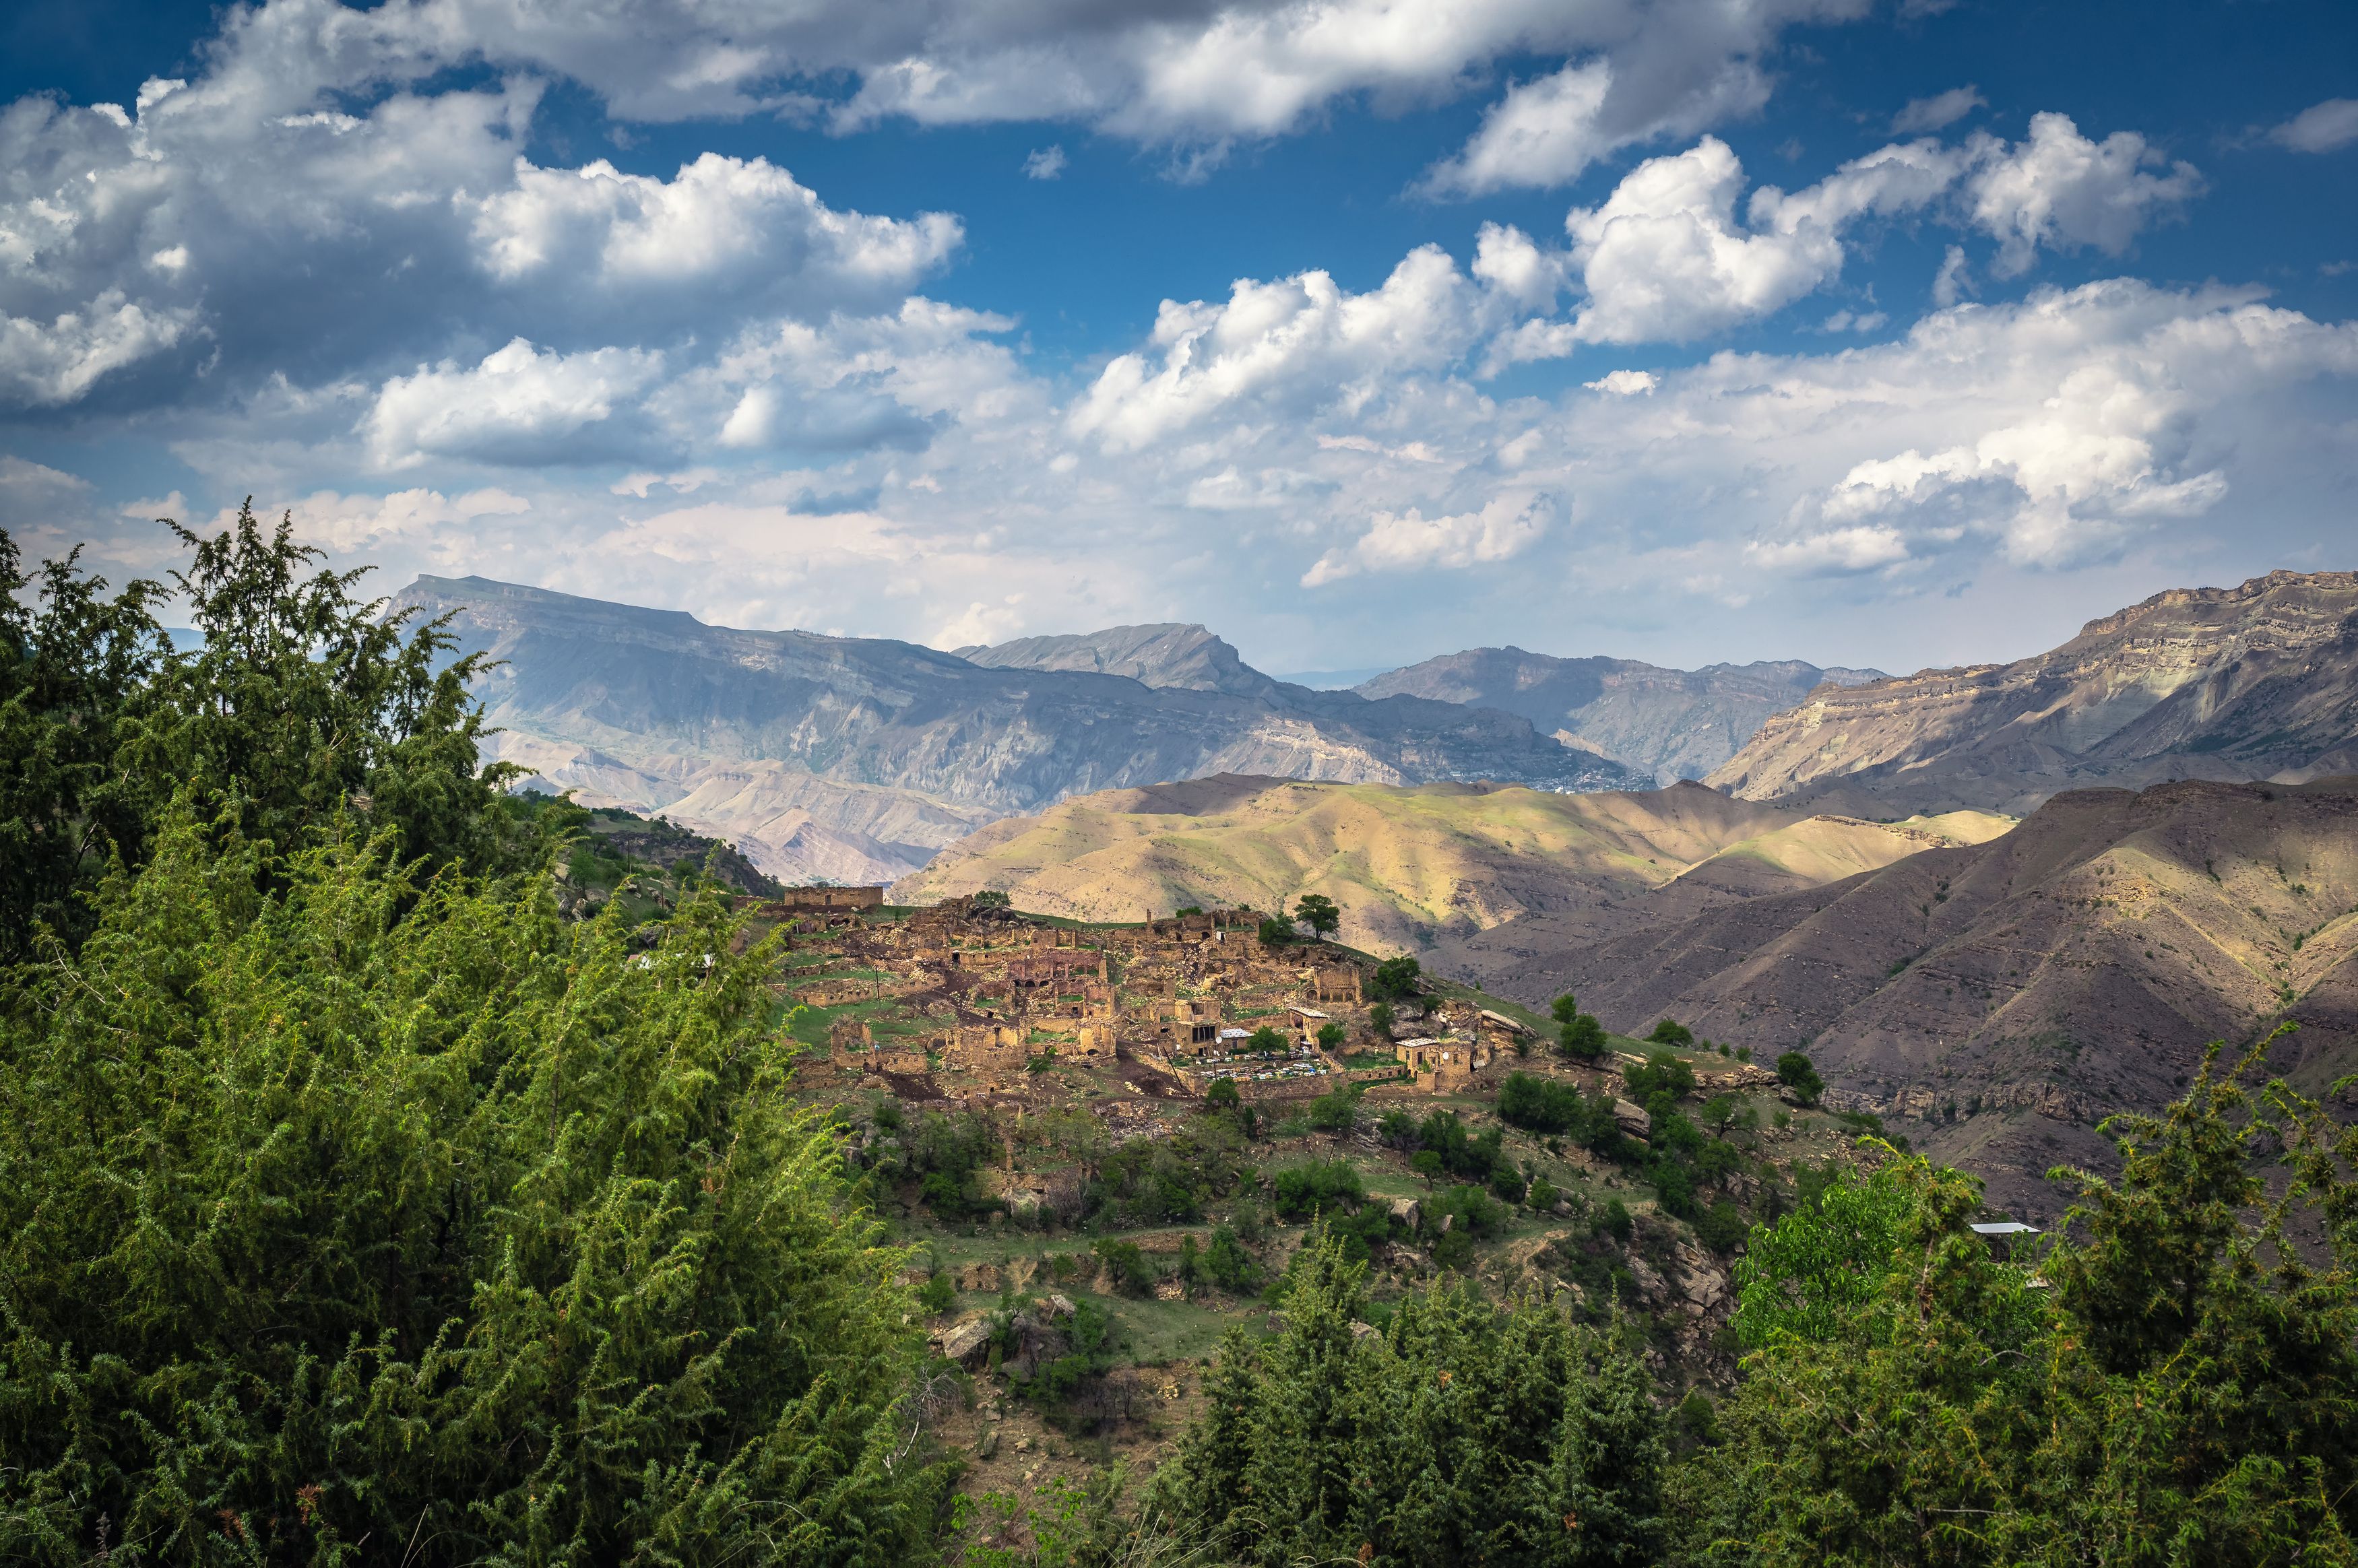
top-left (891, 773), bottom-right (2014, 954)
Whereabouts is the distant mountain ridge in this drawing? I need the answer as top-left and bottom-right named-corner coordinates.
top-left (1356, 649), bottom-right (1886, 785)
top-left (953, 623), bottom-right (1273, 697)
top-left (1708, 569), bottom-right (2358, 812)
top-left (395, 577), bottom-right (1635, 884)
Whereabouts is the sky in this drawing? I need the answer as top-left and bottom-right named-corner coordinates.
top-left (1, 0), bottom-right (2355, 679)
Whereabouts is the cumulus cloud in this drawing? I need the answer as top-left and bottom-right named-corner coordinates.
top-left (1965, 112), bottom-right (2202, 277)
top-left (2271, 98), bottom-right (2358, 154)
top-left (1891, 85), bottom-right (1983, 135)
top-left (1302, 492), bottom-right (1554, 585)
top-left (1558, 135), bottom-right (1962, 345)
top-left (0, 294), bottom-right (199, 409)
top-left (1067, 244), bottom-right (1494, 451)
top-left (1023, 145), bottom-right (1067, 179)
top-left (1584, 368), bottom-right (1657, 394)
top-left (364, 339), bottom-right (666, 468)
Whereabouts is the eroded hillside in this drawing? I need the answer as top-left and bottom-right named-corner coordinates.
top-left (1517, 777), bottom-right (2358, 1216)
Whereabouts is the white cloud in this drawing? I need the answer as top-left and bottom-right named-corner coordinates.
top-left (1023, 145), bottom-right (1068, 180)
top-left (1302, 491), bottom-right (1554, 585)
top-left (1067, 244), bottom-right (1492, 451)
top-left (0, 293), bottom-right (200, 409)
top-left (1932, 243), bottom-right (1974, 306)
top-left (1584, 368), bottom-right (1657, 395)
top-left (364, 338), bottom-right (665, 468)
top-left (1965, 112), bottom-right (2202, 277)
top-left (466, 154), bottom-right (960, 304)
top-left (1891, 86), bottom-right (1983, 135)
top-left (1559, 136), bottom-right (1962, 345)
top-left (1418, 61), bottom-right (1618, 195)
top-left (2272, 98), bottom-right (2358, 154)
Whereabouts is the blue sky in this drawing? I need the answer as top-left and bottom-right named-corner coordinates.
top-left (1, 0), bottom-right (2353, 678)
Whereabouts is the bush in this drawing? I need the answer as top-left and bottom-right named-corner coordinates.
top-left (1694, 1199), bottom-right (1749, 1255)
top-left (1425, 1182), bottom-right (1506, 1241)
top-left (1648, 1018), bottom-right (1695, 1047)
top-left (1271, 1158), bottom-right (1365, 1220)
top-left (1093, 1237), bottom-right (1157, 1297)
top-left (1488, 1163), bottom-right (1529, 1204)
top-left (1776, 1049), bottom-right (1825, 1105)
top-left (1626, 1049), bottom-right (1696, 1103)
top-left (1203, 1224), bottom-right (1262, 1293)
top-left (1527, 1175), bottom-right (1560, 1212)
top-left (1596, 1196), bottom-right (1635, 1243)
top-left (1246, 1023), bottom-right (1288, 1053)
top-left (1369, 955), bottom-right (1423, 1000)
top-left (918, 1272), bottom-right (957, 1315)
top-left (1497, 1070), bottom-right (1586, 1133)
top-left (1256, 915), bottom-right (1295, 946)
top-left (0, 818), bottom-right (944, 1564)
top-left (1304, 1082), bottom-right (1362, 1134)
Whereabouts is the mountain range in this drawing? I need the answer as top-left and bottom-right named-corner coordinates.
top-left (397, 579), bottom-right (1637, 884)
top-left (1708, 570), bottom-right (2358, 812)
top-left (1357, 649), bottom-right (1885, 785)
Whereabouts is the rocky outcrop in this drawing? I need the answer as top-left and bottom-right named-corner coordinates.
top-left (1707, 570), bottom-right (2358, 813)
top-left (1359, 648), bottom-right (1884, 786)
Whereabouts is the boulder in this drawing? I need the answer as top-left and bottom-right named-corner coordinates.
top-left (938, 1317), bottom-right (994, 1365)
top-left (1389, 1196), bottom-right (1422, 1229)
top-left (1612, 1099), bottom-right (1652, 1138)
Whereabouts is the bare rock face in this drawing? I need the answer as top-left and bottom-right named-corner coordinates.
top-left (1707, 570), bottom-right (2358, 814)
top-left (1358, 647), bottom-right (1885, 787)
top-left (1552, 775), bottom-right (2358, 1219)
top-left (395, 577), bottom-right (1633, 884)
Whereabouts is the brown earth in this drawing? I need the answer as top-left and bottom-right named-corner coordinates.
top-left (1461, 777), bottom-right (2358, 1218)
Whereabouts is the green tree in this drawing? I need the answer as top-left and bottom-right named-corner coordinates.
top-left (1369, 955), bottom-right (1422, 1002)
top-left (1256, 915), bottom-right (1294, 946)
top-left (0, 536), bottom-right (170, 960)
top-left (1369, 1000), bottom-right (1396, 1037)
top-left (1730, 1163), bottom-right (1915, 1346)
top-left (1294, 892), bottom-right (1340, 941)
top-left (1246, 1023), bottom-right (1288, 1053)
top-left (1775, 1049), bottom-right (1825, 1105)
top-left (1315, 1020), bottom-right (1345, 1051)
top-left (1647, 1018), bottom-right (1694, 1047)
top-left (1685, 1037), bottom-right (2358, 1564)
top-left (0, 813), bottom-right (943, 1566)
top-left (1702, 1093), bottom-right (1740, 1138)
top-left (1151, 1231), bottom-right (1666, 1567)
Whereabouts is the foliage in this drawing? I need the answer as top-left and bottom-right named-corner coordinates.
top-left (1314, 1020), bottom-right (1345, 1051)
top-left (1498, 1070), bottom-right (1587, 1134)
top-left (1093, 1239), bottom-right (1158, 1297)
top-left (0, 811), bottom-right (943, 1567)
top-left (1085, 1127), bottom-right (1248, 1228)
top-left (0, 511), bottom-right (538, 963)
top-left (1368, 956), bottom-right (1422, 1002)
top-left (971, 889), bottom-right (1013, 908)
top-left (1774, 1050), bottom-right (1824, 1105)
top-left (1527, 1176), bottom-right (1560, 1212)
top-left (1203, 1225), bottom-right (1263, 1294)
top-left (1686, 1037), bottom-right (2358, 1563)
top-left (1647, 1018), bottom-right (1695, 1048)
top-left (0, 537), bottom-right (168, 960)
top-left (1292, 893), bottom-right (1340, 940)
top-left (1729, 1163), bottom-right (1915, 1346)
top-left (1271, 1159), bottom-right (1365, 1221)
top-left (1254, 916), bottom-right (1294, 946)
top-left (1151, 1233), bottom-right (1667, 1567)
top-left (1624, 1050), bottom-right (1696, 1103)
top-left (1304, 1082), bottom-right (1362, 1134)
top-left (1368, 1000), bottom-right (1396, 1037)
top-left (1488, 1161), bottom-right (1529, 1204)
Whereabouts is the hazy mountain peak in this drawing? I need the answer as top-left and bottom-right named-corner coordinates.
top-left (955, 622), bottom-right (1273, 696)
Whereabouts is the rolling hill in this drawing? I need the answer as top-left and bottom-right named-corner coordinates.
top-left (890, 775), bottom-right (2013, 955)
top-left (1479, 777), bottom-right (2358, 1218)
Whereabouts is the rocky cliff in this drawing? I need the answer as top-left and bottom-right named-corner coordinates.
top-left (1706, 570), bottom-right (2358, 813)
top-left (398, 577), bottom-right (1635, 884)
top-left (1357, 648), bottom-right (1884, 785)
